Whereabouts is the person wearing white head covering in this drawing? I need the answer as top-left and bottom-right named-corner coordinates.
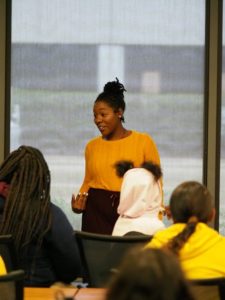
top-left (112, 161), bottom-right (165, 236)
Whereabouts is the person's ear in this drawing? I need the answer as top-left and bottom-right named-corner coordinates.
top-left (117, 108), bottom-right (123, 119)
top-left (208, 208), bottom-right (216, 222)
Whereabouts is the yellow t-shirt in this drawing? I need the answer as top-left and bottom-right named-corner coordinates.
top-left (0, 256), bottom-right (6, 275)
top-left (79, 130), bottom-right (161, 193)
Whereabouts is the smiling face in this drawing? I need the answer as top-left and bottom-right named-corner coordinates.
top-left (93, 101), bottom-right (123, 140)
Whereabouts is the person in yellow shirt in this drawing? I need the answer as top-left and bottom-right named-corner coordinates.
top-left (72, 78), bottom-right (161, 234)
top-left (145, 181), bottom-right (225, 279)
top-left (0, 256), bottom-right (6, 275)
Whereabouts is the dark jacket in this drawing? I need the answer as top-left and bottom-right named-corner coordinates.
top-left (0, 200), bottom-right (82, 287)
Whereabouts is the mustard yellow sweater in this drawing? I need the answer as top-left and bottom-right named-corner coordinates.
top-left (79, 130), bottom-right (161, 193)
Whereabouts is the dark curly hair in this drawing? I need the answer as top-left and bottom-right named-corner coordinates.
top-left (114, 160), bottom-right (162, 181)
top-left (95, 78), bottom-right (127, 122)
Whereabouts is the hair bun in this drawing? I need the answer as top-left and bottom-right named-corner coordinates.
top-left (140, 161), bottom-right (162, 181)
top-left (104, 77), bottom-right (126, 95)
top-left (114, 160), bottom-right (134, 177)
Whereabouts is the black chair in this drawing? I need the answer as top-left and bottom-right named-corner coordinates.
top-left (74, 230), bottom-right (152, 287)
top-left (189, 277), bottom-right (225, 300)
top-left (0, 235), bottom-right (18, 272)
top-left (0, 269), bottom-right (25, 300)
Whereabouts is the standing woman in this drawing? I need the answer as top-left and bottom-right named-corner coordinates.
top-left (72, 78), bottom-right (161, 234)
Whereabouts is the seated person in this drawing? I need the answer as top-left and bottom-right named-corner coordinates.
top-left (112, 160), bottom-right (165, 236)
top-left (0, 145), bottom-right (82, 286)
top-left (106, 247), bottom-right (195, 300)
top-left (145, 181), bottom-right (225, 279)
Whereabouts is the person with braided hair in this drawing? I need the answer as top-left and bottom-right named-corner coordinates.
top-left (145, 181), bottom-right (225, 279)
top-left (71, 78), bottom-right (161, 234)
top-left (0, 146), bottom-right (81, 286)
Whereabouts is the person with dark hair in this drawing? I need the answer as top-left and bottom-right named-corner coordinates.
top-left (112, 160), bottom-right (165, 236)
top-left (106, 247), bottom-right (195, 300)
top-left (145, 181), bottom-right (225, 279)
top-left (71, 78), bottom-right (161, 234)
top-left (0, 145), bottom-right (82, 286)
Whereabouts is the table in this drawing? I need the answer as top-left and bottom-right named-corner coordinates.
top-left (24, 287), bottom-right (107, 300)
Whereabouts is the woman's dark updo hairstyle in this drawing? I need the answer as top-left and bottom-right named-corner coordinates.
top-left (165, 181), bottom-right (213, 256)
top-left (95, 77), bottom-right (126, 122)
top-left (114, 160), bottom-right (162, 181)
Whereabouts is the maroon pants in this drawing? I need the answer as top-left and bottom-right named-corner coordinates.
top-left (82, 188), bottom-right (120, 235)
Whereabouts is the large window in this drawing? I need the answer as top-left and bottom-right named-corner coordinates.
top-left (11, 0), bottom-right (205, 229)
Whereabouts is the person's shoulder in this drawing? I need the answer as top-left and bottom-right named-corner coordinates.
top-left (51, 203), bottom-right (68, 220)
top-left (86, 136), bottom-right (102, 147)
top-left (50, 203), bottom-right (74, 230)
top-left (199, 223), bottom-right (225, 240)
top-left (152, 223), bottom-right (183, 239)
top-left (132, 130), bottom-right (153, 141)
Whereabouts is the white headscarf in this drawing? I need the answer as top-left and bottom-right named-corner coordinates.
top-left (117, 168), bottom-right (163, 218)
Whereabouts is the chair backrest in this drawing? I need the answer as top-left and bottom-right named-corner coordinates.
top-left (74, 230), bottom-right (152, 287)
top-left (189, 277), bottom-right (225, 300)
top-left (0, 235), bottom-right (18, 272)
top-left (0, 269), bottom-right (25, 300)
